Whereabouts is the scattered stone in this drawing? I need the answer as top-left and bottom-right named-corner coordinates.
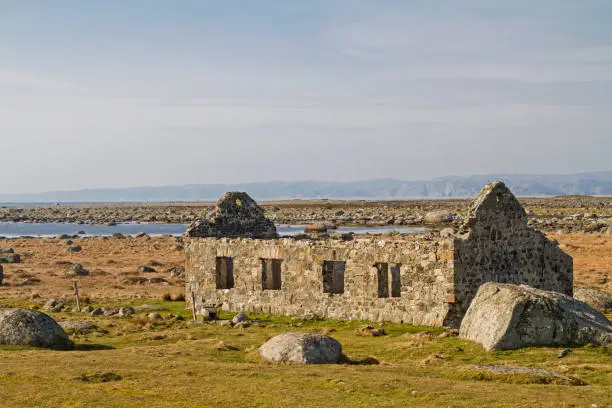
top-left (340, 232), bottom-right (354, 241)
top-left (232, 312), bottom-right (249, 325)
top-left (573, 287), bottom-right (612, 311)
top-left (59, 321), bottom-right (96, 332)
top-left (460, 283), bottom-right (612, 350)
top-left (121, 277), bottom-right (149, 285)
top-left (67, 263), bottom-right (89, 277)
top-left (469, 365), bottom-right (586, 386)
top-left (118, 307), bottom-right (135, 317)
top-left (423, 210), bottom-right (455, 224)
top-left (138, 266), bottom-right (156, 273)
top-left (437, 329), bottom-right (459, 339)
top-left (43, 299), bottom-right (65, 313)
top-left (355, 325), bottom-right (386, 337)
top-left (90, 307), bottom-right (103, 316)
top-left (68, 245), bottom-right (82, 253)
top-left (259, 332), bottom-right (344, 364)
top-left (148, 312), bottom-right (162, 320)
top-left (57, 234), bottom-right (71, 240)
top-left (0, 252), bottom-right (20, 264)
top-left (102, 307), bottom-right (120, 316)
top-left (439, 227), bottom-right (455, 238)
top-left (215, 341), bottom-right (240, 351)
top-left (81, 305), bottom-right (94, 313)
top-left (0, 308), bottom-right (72, 349)
top-left (148, 277), bottom-right (171, 285)
top-left (558, 349), bottom-right (572, 359)
top-left (166, 266), bottom-right (185, 277)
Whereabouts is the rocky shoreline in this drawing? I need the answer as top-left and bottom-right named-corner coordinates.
top-left (1, 196), bottom-right (611, 234)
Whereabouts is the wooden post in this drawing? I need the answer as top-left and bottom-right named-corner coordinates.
top-left (190, 291), bottom-right (197, 322)
top-left (73, 281), bottom-right (81, 312)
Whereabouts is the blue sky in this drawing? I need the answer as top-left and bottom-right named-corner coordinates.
top-left (1, 1), bottom-right (611, 193)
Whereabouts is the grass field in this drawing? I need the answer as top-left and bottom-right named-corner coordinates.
top-left (0, 300), bottom-right (610, 408)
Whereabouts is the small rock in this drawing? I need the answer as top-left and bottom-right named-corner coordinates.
top-left (81, 305), bottom-right (94, 313)
top-left (102, 307), bottom-right (119, 316)
top-left (118, 306), bottom-right (135, 317)
top-left (355, 325), bottom-right (386, 337)
top-left (68, 245), bottom-right (82, 253)
top-left (90, 308), bottom-right (103, 316)
top-left (67, 264), bottom-right (89, 277)
top-left (59, 321), bottom-right (96, 332)
top-left (43, 299), bottom-right (65, 313)
top-left (138, 266), bottom-right (156, 273)
top-left (166, 266), bottom-right (185, 277)
top-left (148, 312), bottom-right (162, 320)
top-left (558, 349), bottom-right (572, 359)
top-left (232, 312), bottom-right (249, 324)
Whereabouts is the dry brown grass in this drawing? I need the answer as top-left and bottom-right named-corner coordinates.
top-left (550, 233), bottom-right (612, 291)
top-left (0, 236), bottom-right (185, 301)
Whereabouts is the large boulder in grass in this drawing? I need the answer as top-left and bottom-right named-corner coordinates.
top-left (460, 283), bottom-right (611, 350)
top-left (0, 308), bottom-right (72, 350)
top-left (260, 332), bottom-right (344, 364)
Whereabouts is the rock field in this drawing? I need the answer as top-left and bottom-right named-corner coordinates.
top-left (1, 196), bottom-right (612, 234)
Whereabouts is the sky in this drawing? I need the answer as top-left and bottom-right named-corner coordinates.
top-left (1, 0), bottom-right (612, 194)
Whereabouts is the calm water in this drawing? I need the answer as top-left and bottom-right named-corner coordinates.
top-left (0, 222), bottom-right (424, 238)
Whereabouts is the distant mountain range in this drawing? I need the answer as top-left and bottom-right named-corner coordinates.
top-left (2, 171), bottom-right (612, 203)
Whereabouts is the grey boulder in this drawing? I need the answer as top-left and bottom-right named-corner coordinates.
top-left (423, 210), bottom-right (455, 224)
top-left (0, 308), bottom-right (72, 350)
top-left (232, 312), bottom-right (249, 325)
top-left (460, 282), bottom-right (611, 350)
top-left (259, 332), bottom-right (344, 364)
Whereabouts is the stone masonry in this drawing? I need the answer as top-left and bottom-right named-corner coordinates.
top-left (186, 192), bottom-right (278, 239)
top-left (185, 182), bottom-right (573, 327)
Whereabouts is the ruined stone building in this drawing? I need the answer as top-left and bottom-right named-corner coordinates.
top-left (185, 182), bottom-right (573, 327)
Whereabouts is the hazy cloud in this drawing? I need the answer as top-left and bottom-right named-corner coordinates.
top-left (0, 1), bottom-right (611, 194)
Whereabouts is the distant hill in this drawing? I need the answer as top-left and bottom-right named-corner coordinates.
top-left (2, 171), bottom-right (612, 203)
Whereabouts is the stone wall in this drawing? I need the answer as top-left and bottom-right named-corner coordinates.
top-left (447, 182), bottom-right (573, 326)
top-left (186, 236), bottom-right (454, 326)
top-left (185, 182), bottom-right (573, 328)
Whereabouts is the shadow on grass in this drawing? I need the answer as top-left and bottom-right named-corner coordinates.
top-left (346, 356), bottom-right (380, 366)
top-left (73, 343), bottom-right (115, 351)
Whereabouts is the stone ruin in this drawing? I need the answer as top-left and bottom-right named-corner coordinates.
top-left (186, 192), bottom-right (278, 239)
top-left (185, 182), bottom-right (573, 328)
